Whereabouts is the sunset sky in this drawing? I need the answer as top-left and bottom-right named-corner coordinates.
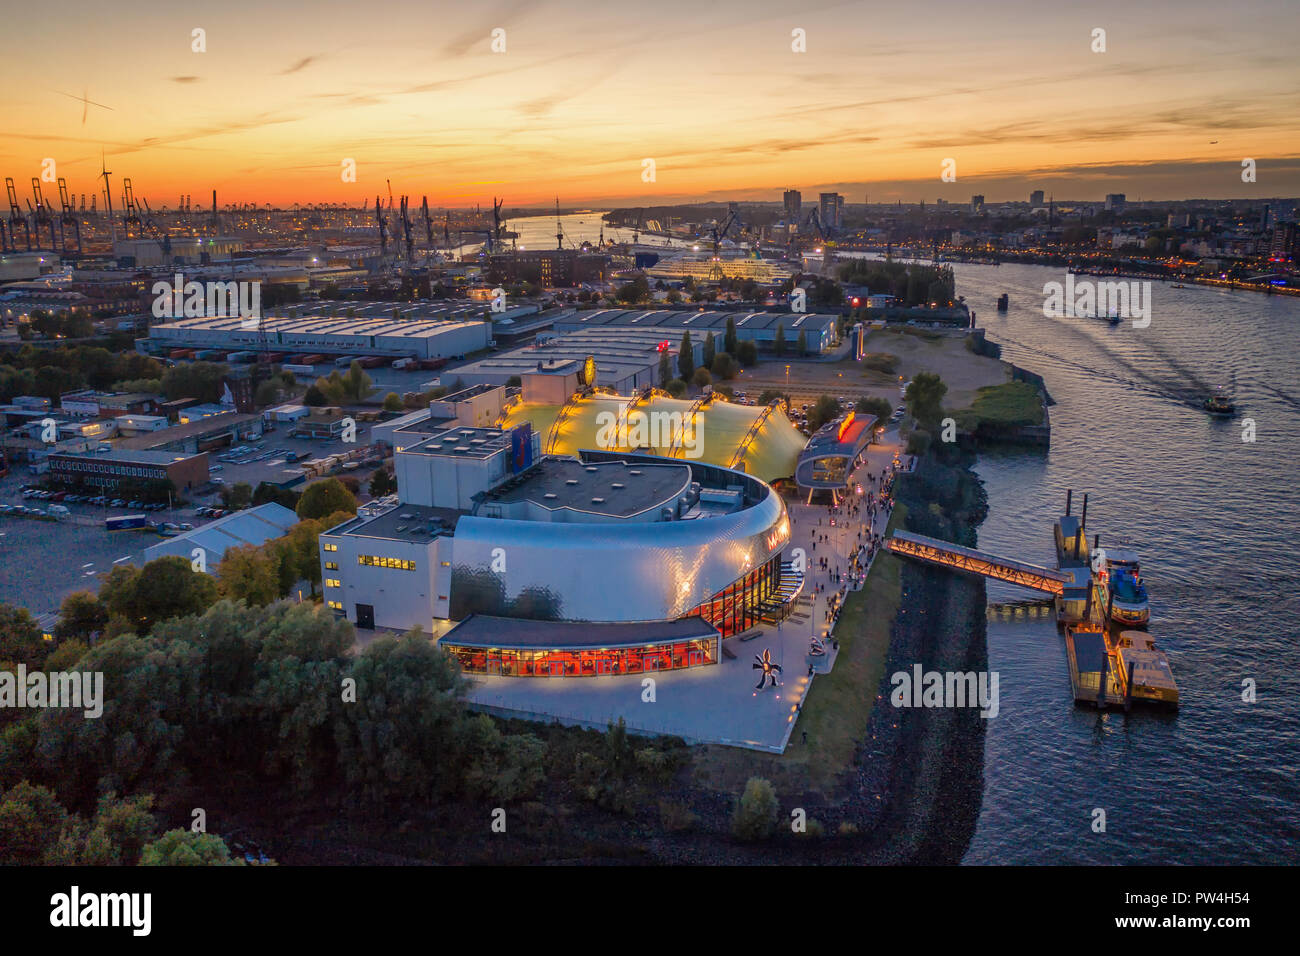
top-left (3, 0), bottom-right (1298, 208)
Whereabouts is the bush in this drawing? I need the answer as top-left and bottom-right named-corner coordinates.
top-left (711, 352), bottom-right (738, 380)
top-left (855, 396), bottom-right (893, 422)
top-left (730, 777), bottom-right (778, 841)
top-left (906, 430), bottom-right (932, 456)
top-left (860, 351), bottom-right (900, 374)
top-left (758, 388), bottom-right (784, 405)
top-left (735, 340), bottom-right (758, 367)
top-left (691, 367), bottom-right (713, 388)
top-left (658, 800), bottom-right (698, 833)
top-left (382, 392), bottom-right (404, 412)
top-left (665, 378), bottom-right (687, 398)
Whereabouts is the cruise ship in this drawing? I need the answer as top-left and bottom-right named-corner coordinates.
top-left (645, 251), bottom-right (799, 283)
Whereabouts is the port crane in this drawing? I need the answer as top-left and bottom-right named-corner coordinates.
top-left (56, 178), bottom-right (82, 256)
top-left (707, 209), bottom-right (738, 281)
top-left (4, 178), bottom-right (30, 251)
top-left (99, 154), bottom-right (117, 245)
top-left (399, 195), bottom-right (414, 263)
top-left (374, 195), bottom-right (388, 257)
top-left (29, 179), bottom-right (57, 249)
top-left (121, 178), bottom-right (143, 238)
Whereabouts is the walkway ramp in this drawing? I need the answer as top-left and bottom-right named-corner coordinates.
top-left (885, 530), bottom-right (1072, 594)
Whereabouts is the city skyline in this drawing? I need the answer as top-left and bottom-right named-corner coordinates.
top-left (3, 0), bottom-right (1299, 207)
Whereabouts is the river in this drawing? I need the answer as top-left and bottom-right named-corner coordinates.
top-left (947, 261), bottom-right (1300, 864)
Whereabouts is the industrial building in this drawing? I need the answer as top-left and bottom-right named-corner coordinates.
top-left (47, 448), bottom-right (209, 494)
top-left (144, 502), bottom-right (300, 569)
top-left (551, 308), bottom-right (839, 355)
top-left (145, 312), bottom-right (491, 361)
top-left (447, 325), bottom-right (704, 392)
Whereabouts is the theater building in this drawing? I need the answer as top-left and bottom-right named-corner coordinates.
top-left (795, 410), bottom-right (877, 503)
top-left (320, 410), bottom-right (793, 675)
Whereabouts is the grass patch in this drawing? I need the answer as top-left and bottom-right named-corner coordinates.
top-left (954, 381), bottom-right (1043, 429)
top-left (860, 352), bottom-right (900, 374)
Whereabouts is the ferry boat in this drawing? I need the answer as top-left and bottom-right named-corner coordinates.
top-left (1115, 630), bottom-right (1179, 706)
top-left (1099, 548), bottom-right (1150, 628)
top-left (1203, 386), bottom-right (1235, 416)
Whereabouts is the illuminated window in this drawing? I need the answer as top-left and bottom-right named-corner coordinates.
top-left (324, 561), bottom-right (338, 570)
top-left (358, 554), bottom-right (416, 571)
top-left (327, 600), bottom-right (343, 611)
top-left (323, 543), bottom-right (338, 552)
top-left (325, 578), bottom-right (341, 588)
top-left (440, 561), bottom-right (450, 567)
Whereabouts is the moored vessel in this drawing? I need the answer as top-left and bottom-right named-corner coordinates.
top-left (1115, 630), bottom-right (1179, 707)
top-left (1099, 547), bottom-right (1150, 628)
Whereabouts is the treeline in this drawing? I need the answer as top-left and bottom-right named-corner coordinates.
top-left (837, 259), bottom-right (956, 306)
top-left (0, 344), bottom-right (163, 403)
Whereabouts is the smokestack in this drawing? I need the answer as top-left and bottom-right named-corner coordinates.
top-left (1093, 534), bottom-right (1100, 550)
top-left (1080, 493), bottom-right (1089, 530)
top-left (1065, 489), bottom-right (1072, 516)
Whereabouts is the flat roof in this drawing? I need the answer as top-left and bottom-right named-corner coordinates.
top-left (50, 448), bottom-right (203, 466)
top-left (555, 309), bottom-right (839, 333)
top-left (331, 502), bottom-right (464, 541)
top-left (118, 412), bottom-right (259, 449)
top-left (440, 613), bottom-right (719, 650)
top-left (485, 457), bottom-right (690, 517)
top-left (406, 425), bottom-right (511, 459)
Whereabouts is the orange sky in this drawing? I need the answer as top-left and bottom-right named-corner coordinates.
top-left (3, 0), bottom-right (1298, 207)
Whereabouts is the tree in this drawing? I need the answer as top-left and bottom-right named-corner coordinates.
top-left (691, 367), bottom-right (713, 388)
top-left (251, 482), bottom-right (300, 510)
top-left (140, 829), bottom-right (244, 866)
top-left (658, 349), bottom-right (671, 388)
top-left (295, 478), bottom-right (357, 521)
top-left (79, 792), bottom-right (158, 866)
top-left (615, 276), bottom-right (650, 303)
top-left (52, 592), bottom-right (108, 644)
top-left (774, 323), bottom-right (786, 356)
top-left (797, 330), bottom-right (808, 356)
top-left (711, 352), bottom-right (738, 380)
top-left (382, 392), bottom-right (404, 412)
top-left (220, 481), bottom-right (253, 511)
top-left (0, 781), bottom-right (69, 864)
top-left (702, 331), bottom-right (716, 369)
top-left (731, 776), bottom-right (778, 841)
top-left (758, 388), bottom-right (784, 405)
top-left (807, 395), bottom-right (842, 431)
top-left (99, 557), bottom-right (220, 634)
top-left (0, 604), bottom-right (48, 669)
top-left (724, 316), bottom-right (738, 355)
top-left (369, 468), bottom-right (395, 497)
top-left (736, 340), bottom-right (758, 367)
top-left (217, 544), bottom-right (282, 606)
top-left (855, 396), bottom-right (894, 423)
top-left (664, 378), bottom-right (687, 398)
top-left (303, 383), bottom-right (327, 406)
top-left (905, 372), bottom-right (948, 434)
top-left (677, 331), bottom-right (694, 381)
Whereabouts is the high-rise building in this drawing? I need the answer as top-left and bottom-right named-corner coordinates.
top-left (783, 189), bottom-right (802, 222)
top-left (1030, 190), bottom-right (1045, 207)
top-left (971, 195), bottom-right (985, 214)
top-left (1105, 193), bottom-right (1126, 212)
top-left (818, 192), bottom-right (843, 230)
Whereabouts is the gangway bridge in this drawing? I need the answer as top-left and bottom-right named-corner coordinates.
top-left (885, 530), bottom-right (1072, 594)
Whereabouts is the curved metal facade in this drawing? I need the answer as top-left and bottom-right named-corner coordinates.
top-left (449, 465), bottom-right (790, 623)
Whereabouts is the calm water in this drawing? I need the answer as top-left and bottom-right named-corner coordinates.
top-left (502, 212), bottom-right (693, 252)
top-left (949, 262), bottom-right (1300, 864)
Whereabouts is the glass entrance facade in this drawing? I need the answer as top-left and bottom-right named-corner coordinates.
top-left (691, 554), bottom-right (782, 637)
top-left (444, 636), bottom-right (719, 678)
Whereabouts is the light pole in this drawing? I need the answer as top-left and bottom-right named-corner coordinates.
top-left (785, 364), bottom-right (791, 413)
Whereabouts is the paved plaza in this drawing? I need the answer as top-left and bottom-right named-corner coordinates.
top-left (461, 431), bottom-right (910, 751)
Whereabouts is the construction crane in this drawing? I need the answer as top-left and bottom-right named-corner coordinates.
top-left (706, 209), bottom-right (738, 280)
top-left (57, 178), bottom-right (82, 256)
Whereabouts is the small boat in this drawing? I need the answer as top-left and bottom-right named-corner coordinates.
top-left (1100, 548), bottom-right (1150, 628)
top-left (1203, 387), bottom-right (1235, 416)
top-left (1115, 630), bottom-right (1179, 707)
top-left (1172, 283), bottom-right (1185, 289)
top-left (996, 293), bottom-right (1009, 311)
top-left (1108, 312), bottom-right (1122, 326)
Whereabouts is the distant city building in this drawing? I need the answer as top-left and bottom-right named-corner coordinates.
top-left (783, 189), bottom-right (802, 223)
top-left (1105, 193), bottom-right (1127, 212)
top-left (818, 192), bottom-right (844, 231)
top-left (1030, 190), bottom-right (1045, 207)
top-left (970, 195), bottom-right (985, 214)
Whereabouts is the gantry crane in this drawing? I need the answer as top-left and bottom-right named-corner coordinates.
top-left (57, 178), bottom-right (82, 255)
top-left (30, 179), bottom-right (57, 249)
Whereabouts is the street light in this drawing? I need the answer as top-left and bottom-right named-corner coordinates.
top-left (785, 364), bottom-right (791, 413)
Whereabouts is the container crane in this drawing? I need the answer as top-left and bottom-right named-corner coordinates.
top-left (30, 179), bottom-right (56, 249)
top-left (4, 178), bottom-right (28, 251)
top-left (57, 178), bottom-right (82, 256)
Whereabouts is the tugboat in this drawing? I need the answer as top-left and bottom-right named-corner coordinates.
top-left (1100, 548), bottom-right (1150, 628)
top-left (996, 293), bottom-right (1009, 311)
top-left (1203, 386), bottom-right (1235, 416)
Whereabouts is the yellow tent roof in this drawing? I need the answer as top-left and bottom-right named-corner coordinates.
top-left (500, 393), bottom-right (806, 482)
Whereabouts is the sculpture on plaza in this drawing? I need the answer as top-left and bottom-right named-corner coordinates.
top-left (753, 648), bottom-right (782, 690)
